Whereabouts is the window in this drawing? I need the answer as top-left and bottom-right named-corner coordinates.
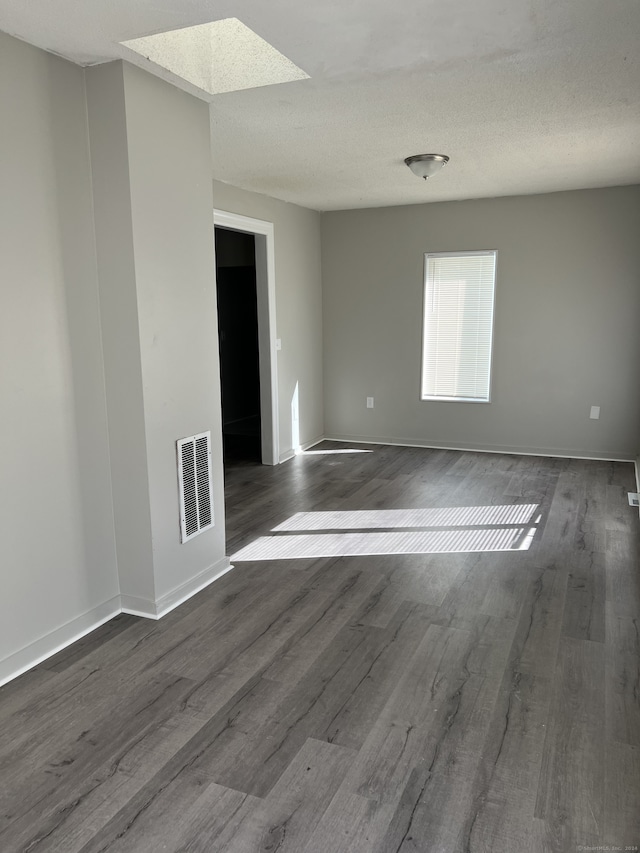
top-left (421, 250), bottom-right (497, 402)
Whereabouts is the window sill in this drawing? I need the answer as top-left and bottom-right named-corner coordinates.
top-left (420, 396), bottom-right (491, 403)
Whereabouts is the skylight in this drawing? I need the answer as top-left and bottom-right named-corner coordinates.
top-left (120, 18), bottom-right (310, 96)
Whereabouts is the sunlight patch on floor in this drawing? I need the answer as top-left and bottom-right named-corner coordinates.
top-left (232, 504), bottom-right (541, 561)
top-left (300, 448), bottom-right (374, 456)
top-left (272, 505), bottom-right (539, 531)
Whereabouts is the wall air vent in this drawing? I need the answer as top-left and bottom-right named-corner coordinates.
top-left (177, 432), bottom-right (214, 543)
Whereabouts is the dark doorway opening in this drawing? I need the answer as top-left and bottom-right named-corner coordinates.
top-left (215, 227), bottom-right (261, 462)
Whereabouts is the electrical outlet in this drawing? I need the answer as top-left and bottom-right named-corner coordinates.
top-left (366, 397), bottom-right (374, 409)
top-left (590, 405), bottom-right (600, 420)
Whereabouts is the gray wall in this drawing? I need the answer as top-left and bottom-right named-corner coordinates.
top-left (1, 34), bottom-right (229, 682)
top-left (123, 64), bottom-right (227, 603)
top-left (0, 34), bottom-right (119, 681)
top-left (212, 181), bottom-right (324, 458)
top-left (322, 187), bottom-right (640, 460)
top-left (87, 61), bottom-right (228, 613)
top-left (86, 62), bottom-right (156, 607)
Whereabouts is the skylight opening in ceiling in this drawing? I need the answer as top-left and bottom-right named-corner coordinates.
top-left (120, 18), bottom-right (309, 95)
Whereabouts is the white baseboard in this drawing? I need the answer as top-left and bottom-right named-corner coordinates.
top-left (155, 557), bottom-right (233, 618)
top-left (1, 559), bottom-right (234, 687)
top-left (324, 434), bottom-right (634, 463)
top-left (0, 596), bottom-right (121, 688)
top-left (119, 594), bottom-right (159, 619)
top-left (279, 435), bottom-right (326, 464)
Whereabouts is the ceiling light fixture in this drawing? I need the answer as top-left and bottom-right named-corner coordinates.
top-left (405, 154), bottom-right (450, 180)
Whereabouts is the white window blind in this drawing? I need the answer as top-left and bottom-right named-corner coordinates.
top-left (421, 250), bottom-right (497, 402)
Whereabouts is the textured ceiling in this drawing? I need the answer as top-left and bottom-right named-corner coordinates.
top-left (1, 0), bottom-right (639, 210)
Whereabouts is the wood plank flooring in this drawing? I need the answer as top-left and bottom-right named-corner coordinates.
top-left (1, 441), bottom-right (639, 852)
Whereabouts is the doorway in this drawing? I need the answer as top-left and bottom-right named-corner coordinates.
top-left (215, 227), bottom-right (261, 461)
top-left (213, 210), bottom-right (279, 466)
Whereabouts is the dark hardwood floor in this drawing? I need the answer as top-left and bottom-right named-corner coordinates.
top-left (1, 441), bottom-right (639, 852)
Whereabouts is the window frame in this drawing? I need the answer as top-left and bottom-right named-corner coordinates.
top-left (420, 249), bottom-right (498, 404)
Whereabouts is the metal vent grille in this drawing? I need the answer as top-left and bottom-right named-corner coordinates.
top-left (177, 432), bottom-right (214, 543)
